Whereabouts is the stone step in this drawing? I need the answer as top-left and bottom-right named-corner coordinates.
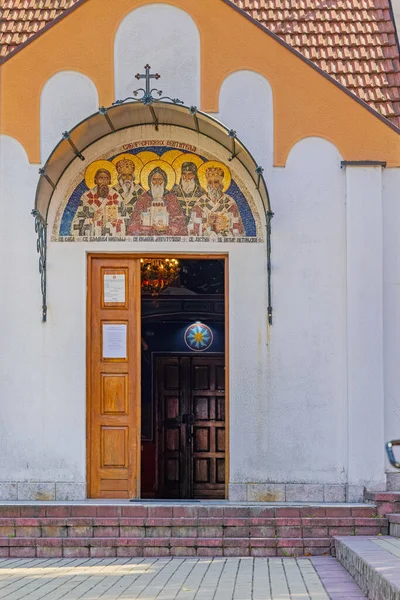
top-left (0, 516), bottom-right (388, 537)
top-left (0, 503), bottom-right (379, 518)
top-left (0, 536), bottom-right (335, 558)
top-left (0, 504), bottom-right (388, 558)
top-left (364, 491), bottom-right (400, 515)
top-left (335, 536), bottom-right (400, 600)
top-left (389, 513), bottom-right (400, 537)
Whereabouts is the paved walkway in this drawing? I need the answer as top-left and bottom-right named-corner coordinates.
top-left (0, 557), bottom-right (365, 599)
top-left (371, 535), bottom-right (400, 557)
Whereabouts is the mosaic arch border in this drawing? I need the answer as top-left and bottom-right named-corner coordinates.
top-left (51, 125), bottom-right (265, 244)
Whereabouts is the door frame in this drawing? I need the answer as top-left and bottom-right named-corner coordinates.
top-left (87, 252), bottom-right (229, 499)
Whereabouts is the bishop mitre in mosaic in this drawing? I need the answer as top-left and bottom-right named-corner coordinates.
top-left (71, 168), bottom-right (125, 237)
top-left (113, 158), bottom-right (144, 230)
top-left (171, 162), bottom-right (205, 226)
top-left (127, 166), bottom-right (188, 236)
top-left (193, 166), bottom-right (244, 238)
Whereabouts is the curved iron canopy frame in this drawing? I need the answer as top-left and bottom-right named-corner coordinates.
top-left (33, 94), bottom-right (273, 324)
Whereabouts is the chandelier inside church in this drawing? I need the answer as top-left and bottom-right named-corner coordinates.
top-left (140, 258), bottom-right (180, 296)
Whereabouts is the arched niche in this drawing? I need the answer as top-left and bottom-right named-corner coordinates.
top-left (40, 71), bottom-right (99, 163)
top-left (114, 4), bottom-right (200, 106)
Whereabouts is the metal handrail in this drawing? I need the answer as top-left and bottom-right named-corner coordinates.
top-left (386, 440), bottom-right (400, 469)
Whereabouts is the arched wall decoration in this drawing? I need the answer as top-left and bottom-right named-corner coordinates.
top-left (33, 66), bottom-right (273, 323)
top-left (53, 140), bottom-right (262, 242)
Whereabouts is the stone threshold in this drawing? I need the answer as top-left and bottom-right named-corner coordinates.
top-left (335, 536), bottom-right (400, 600)
top-left (0, 500), bottom-right (369, 507)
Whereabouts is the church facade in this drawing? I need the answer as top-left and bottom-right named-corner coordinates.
top-left (0, 0), bottom-right (399, 503)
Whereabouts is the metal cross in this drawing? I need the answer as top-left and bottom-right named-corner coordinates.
top-left (135, 65), bottom-right (160, 97)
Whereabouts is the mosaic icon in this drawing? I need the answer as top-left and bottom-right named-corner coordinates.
top-left (184, 322), bottom-right (213, 352)
top-left (56, 143), bottom-right (260, 240)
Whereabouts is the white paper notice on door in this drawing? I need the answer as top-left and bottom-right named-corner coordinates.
top-left (102, 323), bottom-right (127, 359)
top-left (104, 273), bottom-right (125, 304)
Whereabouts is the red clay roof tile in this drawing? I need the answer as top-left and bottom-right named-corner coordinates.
top-left (0, 0), bottom-right (399, 127)
top-left (232, 0), bottom-right (400, 127)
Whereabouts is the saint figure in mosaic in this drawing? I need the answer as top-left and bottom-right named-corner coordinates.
top-left (171, 154), bottom-right (206, 225)
top-left (127, 160), bottom-right (188, 236)
top-left (111, 154), bottom-right (144, 230)
top-left (195, 161), bottom-right (244, 238)
top-left (71, 161), bottom-right (125, 237)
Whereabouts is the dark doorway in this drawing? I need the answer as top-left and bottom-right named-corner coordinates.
top-left (140, 258), bottom-right (226, 499)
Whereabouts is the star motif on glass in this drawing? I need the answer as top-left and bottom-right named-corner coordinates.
top-left (184, 322), bottom-right (213, 352)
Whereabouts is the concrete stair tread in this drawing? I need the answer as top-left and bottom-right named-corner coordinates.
top-left (0, 504), bottom-right (381, 518)
top-left (335, 535), bottom-right (400, 599)
top-left (388, 513), bottom-right (400, 523)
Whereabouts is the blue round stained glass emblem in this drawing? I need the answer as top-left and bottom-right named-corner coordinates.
top-left (184, 322), bottom-right (213, 352)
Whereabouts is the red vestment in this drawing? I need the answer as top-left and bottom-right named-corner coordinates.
top-left (127, 191), bottom-right (188, 236)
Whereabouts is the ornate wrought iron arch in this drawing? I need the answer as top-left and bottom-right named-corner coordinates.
top-left (33, 66), bottom-right (273, 323)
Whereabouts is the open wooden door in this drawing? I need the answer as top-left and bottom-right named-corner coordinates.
top-left (87, 255), bottom-right (141, 498)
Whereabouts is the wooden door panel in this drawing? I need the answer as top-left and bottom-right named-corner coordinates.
top-left (193, 396), bottom-right (210, 420)
top-left (101, 426), bottom-right (128, 468)
top-left (216, 458), bottom-right (225, 484)
top-left (192, 365), bottom-right (210, 390)
top-left (101, 374), bottom-right (128, 414)
top-left (216, 427), bottom-right (225, 452)
top-left (87, 256), bottom-right (140, 499)
top-left (193, 427), bottom-right (210, 452)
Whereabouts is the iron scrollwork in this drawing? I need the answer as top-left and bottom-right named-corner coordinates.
top-left (32, 209), bottom-right (47, 322)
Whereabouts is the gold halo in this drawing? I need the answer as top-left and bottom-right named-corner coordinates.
top-left (140, 160), bottom-right (176, 191)
top-left (111, 153), bottom-right (143, 180)
top-left (172, 153), bottom-right (204, 183)
top-left (161, 149), bottom-right (183, 165)
top-left (136, 151), bottom-right (159, 165)
top-left (197, 160), bottom-right (231, 193)
top-left (84, 160), bottom-right (118, 189)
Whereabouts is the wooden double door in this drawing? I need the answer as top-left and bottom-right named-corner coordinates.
top-left (87, 255), bottom-right (227, 499)
top-left (156, 355), bottom-right (225, 499)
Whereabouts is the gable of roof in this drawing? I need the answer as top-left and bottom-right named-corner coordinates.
top-left (0, 0), bottom-right (399, 130)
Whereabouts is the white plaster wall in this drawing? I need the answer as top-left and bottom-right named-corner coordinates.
top-left (40, 72), bottom-right (99, 162)
top-left (213, 71), bottom-right (274, 173)
top-left (114, 4), bottom-right (200, 107)
top-left (383, 168), bottom-right (400, 474)
top-left (244, 138), bottom-right (348, 486)
top-left (346, 166), bottom-right (385, 491)
top-left (0, 136), bottom-right (72, 484)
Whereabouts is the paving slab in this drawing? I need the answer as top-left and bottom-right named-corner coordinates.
top-left (0, 556), bottom-right (365, 599)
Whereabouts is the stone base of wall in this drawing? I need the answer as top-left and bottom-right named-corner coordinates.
top-left (4, 482), bottom-right (397, 504)
top-left (386, 472), bottom-right (400, 491)
top-left (0, 483), bottom-right (86, 501)
top-left (228, 483), bottom-right (364, 503)
top-left (0, 481), bottom-right (365, 503)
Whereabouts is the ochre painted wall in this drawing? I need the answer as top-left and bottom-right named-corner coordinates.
top-left (0, 0), bottom-right (399, 166)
